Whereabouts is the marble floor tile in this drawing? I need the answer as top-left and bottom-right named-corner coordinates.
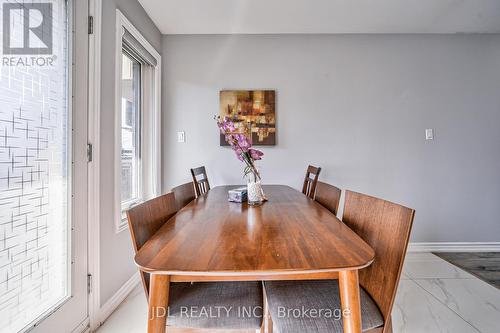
top-left (391, 279), bottom-right (480, 333)
top-left (434, 252), bottom-right (500, 260)
top-left (404, 258), bottom-right (476, 279)
top-left (405, 252), bottom-right (443, 261)
top-left (97, 285), bottom-right (147, 333)
top-left (414, 278), bottom-right (500, 333)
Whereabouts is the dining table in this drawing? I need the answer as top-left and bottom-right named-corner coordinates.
top-left (135, 185), bottom-right (375, 333)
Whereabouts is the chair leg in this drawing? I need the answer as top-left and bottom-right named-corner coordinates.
top-left (258, 313), bottom-right (272, 333)
top-left (266, 314), bottom-right (273, 333)
top-left (262, 283), bottom-right (273, 333)
top-left (383, 315), bottom-right (393, 333)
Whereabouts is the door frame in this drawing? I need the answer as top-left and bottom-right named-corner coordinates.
top-left (87, 0), bottom-right (102, 331)
top-left (86, 2), bottom-right (162, 330)
top-left (26, 0), bottom-right (90, 331)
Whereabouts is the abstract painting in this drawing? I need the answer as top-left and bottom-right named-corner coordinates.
top-left (219, 90), bottom-right (276, 146)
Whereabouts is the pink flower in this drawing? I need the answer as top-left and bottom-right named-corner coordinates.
top-left (217, 122), bottom-right (225, 132)
top-left (249, 148), bottom-right (264, 160)
top-left (226, 120), bottom-right (236, 132)
top-left (225, 134), bottom-right (235, 146)
top-left (216, 116), bottom-right (236, 134)
top-left (215, 115), bottom-right (264, 165)
top-left (222, 117), bottom-right (235, 131)
top-left (236, 134), bottom-right (251, 152)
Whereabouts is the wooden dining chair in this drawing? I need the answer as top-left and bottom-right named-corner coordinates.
top-left (314, 181), bottom-right (342, 216)
top-left (302, 165), bottom-right (321, 199)
top-left (126, 192), bottom-right (178, 297)
top-left (172, 182), bottom-right (196, 211)
top-left (264, 190), bottom-right (415, 333)
top-left (127, 193), bottom-right (264, 331)
top-left (340, 190), bottom-right (415, 332)
top-left (191, 166), bottom-right (210, 197)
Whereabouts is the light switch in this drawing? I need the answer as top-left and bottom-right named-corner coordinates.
top-left (177, 131), bottom-right (185, 143)
top-left (425, 129), bottom-right (434, 140)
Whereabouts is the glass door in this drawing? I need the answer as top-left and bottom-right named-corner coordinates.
top-left (0, 0), bottom-right (88, 332)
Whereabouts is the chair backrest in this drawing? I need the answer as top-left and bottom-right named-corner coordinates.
top-left (314, 181), bottom-right (342, 216)
top-left (342, 190), bottom-right (415, 328)
top-left (302, 165), bottom-right (321, 199)
top-left (172, 182), bottom-right (196, 211)
top-left (191, 166), bottom-right (210, 197)
top-left (126, 192), bottom-right (177, 297)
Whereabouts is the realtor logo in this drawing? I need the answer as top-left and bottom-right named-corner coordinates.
top-left (3, 3), bottom-right (53, 55)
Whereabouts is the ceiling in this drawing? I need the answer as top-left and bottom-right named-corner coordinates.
top-left (138, 0), bottom-right (500, 34)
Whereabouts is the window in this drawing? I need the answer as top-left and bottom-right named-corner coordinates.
top-left (121, 52), bottom-right (142, 207)
top-left (0, 0), bottom-right (70, 330)
top-left (115, 10), bottom-right (161, 232)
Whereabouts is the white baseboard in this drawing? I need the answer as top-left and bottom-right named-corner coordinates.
top-left (408, 242), bottom-right (500, 252)
top-left (96, 272), bottom-right (141, 327)
top-left (72, 317), bottom-right (90, 333)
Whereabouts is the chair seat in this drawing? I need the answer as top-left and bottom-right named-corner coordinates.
top-left (167, 281), bottom-right (263, 329)
top-left (264, 280), bottom-right (384, 333)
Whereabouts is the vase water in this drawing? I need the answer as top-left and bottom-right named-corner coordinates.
top-left (246, 173), bottom-right (264, 206)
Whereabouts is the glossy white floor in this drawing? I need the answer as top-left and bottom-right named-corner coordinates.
top-left (97, 252), bottom-right (500, 333)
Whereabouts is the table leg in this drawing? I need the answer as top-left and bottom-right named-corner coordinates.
top-left (338, 270), bottom-right (362, 333)
top-left (148, 274), bottom-right (170, 333)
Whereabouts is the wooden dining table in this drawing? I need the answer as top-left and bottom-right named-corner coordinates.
top-left (135, 185), bottom-right (375, 333)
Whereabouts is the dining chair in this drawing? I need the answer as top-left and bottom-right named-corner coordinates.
top-left (264, 190), bottom-right (415, 333)
top-left (172, 182), bottom-right (196, 211)
top-left (127, 193), bottom-right (264, 331)
top-left (302, 165), bottom-right (321, 199)
top-left (314, 181), bottom-right (342, 216)
top-left (126, 192), bottom-right (178, 297)
top-left (191, 166), bottom-right (210, 197)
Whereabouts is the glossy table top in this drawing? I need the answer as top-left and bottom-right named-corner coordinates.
top-left (135, 185), bottom-right (374, 276)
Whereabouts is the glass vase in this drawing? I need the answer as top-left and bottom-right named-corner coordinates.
top-left (246, 172), bottom-right (264, 206)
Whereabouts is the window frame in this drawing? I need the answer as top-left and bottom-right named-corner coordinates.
top-left (120, 51), bottom-right (143, 211)
top-left (114, 9), bottom-right (161, 233)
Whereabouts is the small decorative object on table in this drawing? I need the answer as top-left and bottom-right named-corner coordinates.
top-left (228, 187), bottom-right (248, 203)
top-left (216, 116), bottom-right (267, 206)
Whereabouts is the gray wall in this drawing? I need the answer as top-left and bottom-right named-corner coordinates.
top-left (99, 0), bottom-right (161, 305)
top-left (161, 34), bottom-right (500, 243)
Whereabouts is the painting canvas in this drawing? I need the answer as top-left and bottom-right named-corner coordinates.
top-left (219, 90), bottom-right (276, 146)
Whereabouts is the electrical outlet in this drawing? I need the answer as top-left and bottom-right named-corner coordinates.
top-left (177, 131), bottom-right (185, 143)
top-left (425, 129), bottom-right (434, 140)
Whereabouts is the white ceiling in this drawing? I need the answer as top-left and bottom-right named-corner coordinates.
top-left (138, 0), bottom-right (500, 34)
